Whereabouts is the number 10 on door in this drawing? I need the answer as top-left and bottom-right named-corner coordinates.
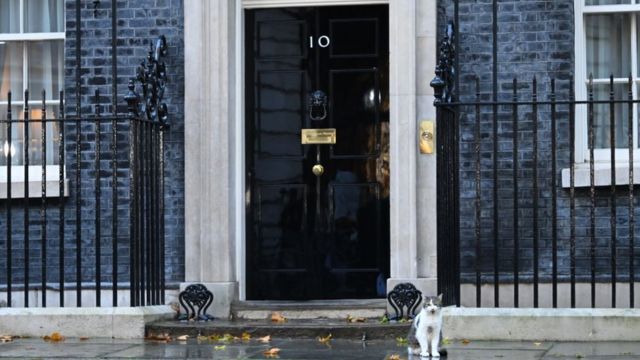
top-left (309, 35), bottom-right (331, 48)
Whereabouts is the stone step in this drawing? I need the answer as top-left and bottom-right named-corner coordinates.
top-left (146, 318), bottom-right (411, 340)
top-left (231, 299), bottom-right (388, 320)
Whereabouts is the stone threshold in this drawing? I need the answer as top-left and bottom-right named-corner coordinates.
top-left (147, 318), bottom-right (409, 340)
top-left (231, 299), bottom-right (387, 320)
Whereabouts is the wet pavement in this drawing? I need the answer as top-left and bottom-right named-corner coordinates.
top-left (1, 337), bottom-right (640, 359)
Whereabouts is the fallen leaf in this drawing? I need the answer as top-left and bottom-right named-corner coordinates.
top-left (176, 335), bottom-right (189, 341)
top-left (462, 339), bottom-right (471, 345)
top-left (208, 334), bottom-right (221, 341)
top-left (533, 342), bottom-right (542, 346)
top-left (219, 333), bottom-right (234, 342)
top-left (145, 333), bottom-right (171, 342)
top-left (271, 312), bottom-right (287, 323)
top-left (386, 355), bottom-right (402, 360)
top-left (263, 347), bottom-right (281, 358)
top-left (379, 314), bottom-right (389, 324)
top-left (196, 335), bottom-right (208, 342)
top-left (79, 336), bottom-right (89, 341)
top-left (442, 337), bottom-right (451, 345)
top-left (0, 335), bottom-right (14, 343)
top-left (396, 337), bottom-right (408, 345)
top-left (257, 335), bottom-right (271, 343)
top-left (317, 333), bottom-right (332, 343)
top-left (214, 345), bottom-right (226, 350)
top-left (399, 318), bottom-right (408, 323)
top-left (346, 315), bottom-right (366, 323)
top-left (43, 332), bottom-right (65, 342)
top-left (241, 332), bottom-right (251, 341)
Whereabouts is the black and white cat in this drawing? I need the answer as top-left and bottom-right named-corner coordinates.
top-left (407, 294), bottom-right (447, 358)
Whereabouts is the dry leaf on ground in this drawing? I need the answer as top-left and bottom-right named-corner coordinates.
top-left (43, 332), bottom-right (65, 342)
top-left (533, 342), bottom-right (542, 346)
top-left (317, 333), bottom-right (332, 343)
top-left (176, 335), bottom-right (189, 341)
top-left (271, 312), bottom-right (287, 323)
top-left (461, 339), bottom-right (471, 345)
top-left (346, 315), bottom-right (366, 323)
top-left (0, 335), bottom-right (14, 343)
top-left (263, 347), bottom-right (281, 358)
top-left (219, 333), bottom-right (234, 342)
top-left (214, 345), bottom-right (226, 350)
top-left (241, 332), bottom-right (251, 341)
top-left (396, 337), bottom-right (408, 345)
top-left (386, 355), bottom-right (402, 360)
top-left (442, 337), bottom-right (451, 345)
top-left (79, 336), bottom-right (89, 341)
top-left (145, 333), bottom-right (171, 343)
top-left (257, 335), bottom-right (271, 343)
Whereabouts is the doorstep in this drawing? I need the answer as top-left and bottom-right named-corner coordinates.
top-left (231, 299), bottom-right (388, 320)
top-left (146, 318), bottom-right (410, 340)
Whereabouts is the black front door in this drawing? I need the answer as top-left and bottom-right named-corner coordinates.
top-left (245, 5), bottom-right (389, 300)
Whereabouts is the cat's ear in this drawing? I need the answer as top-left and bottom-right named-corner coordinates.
top-left (436, 293), bottom-right (443, 304)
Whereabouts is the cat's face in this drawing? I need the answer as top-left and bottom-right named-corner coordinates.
top-left (423, 294), bottom-right (443, 314)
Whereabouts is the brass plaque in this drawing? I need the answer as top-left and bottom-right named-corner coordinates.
top-left (301, 128), bottom-right (336, 144)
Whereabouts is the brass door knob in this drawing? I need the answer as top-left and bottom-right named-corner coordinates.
top-left (312, 164), bottom-right (324, 176)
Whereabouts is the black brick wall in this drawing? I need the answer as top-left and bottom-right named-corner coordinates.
top-left (437, 0), bottom-right (640, 283)
top-left (0, 0), bottom-right (184, 292)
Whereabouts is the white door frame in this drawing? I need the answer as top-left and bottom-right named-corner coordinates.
top-left (184, 0), bottom-right (422, 304)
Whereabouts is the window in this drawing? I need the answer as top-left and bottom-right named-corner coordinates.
top-left (0, 0), bottom-right (65, 196)
top-left (575, 0), bottom-right (640, 162)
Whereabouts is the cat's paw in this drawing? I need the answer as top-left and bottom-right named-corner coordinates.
top-left (419, 351), bottom-right (430, 358)
top-left (432, 351), bottom-right (440, 358)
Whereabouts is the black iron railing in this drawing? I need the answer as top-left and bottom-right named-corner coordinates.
top-left (434, 73), bottom-right (640, 309)
top-left (0, 86), bottom-right (165, 308)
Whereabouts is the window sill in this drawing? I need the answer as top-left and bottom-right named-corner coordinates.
top-left (0, 166), bottom-right (69, 199)
top-left (0, 180), bottom-right (69, 199)
top-left (561, 162), bottom-right (640, 188)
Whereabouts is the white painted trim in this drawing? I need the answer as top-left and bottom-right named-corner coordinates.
top-left (234, 0), bottom-right (246, 301)
top-left (242, 0), bottom-right (388, 9)
top-left (0, 33), bottom-right (65, 41)
top-left (185, 0), bottom-right (420, 300)
top-left (561, 161), bottom-right (640, 187)
top-left (0, 165), bottom-right (68, 198)
top-left (574, 0), bottom-right (587, 163)
top-left (575, 0), bottom-right (640, 163)
top-left (584, 4), bottom-right (640, 14)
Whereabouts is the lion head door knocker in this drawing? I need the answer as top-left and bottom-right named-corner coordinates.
top-left (308, 90), bottom-right (328, 121)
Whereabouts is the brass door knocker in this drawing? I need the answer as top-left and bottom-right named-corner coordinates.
top-left (308, 90), bottom-right (328, 121)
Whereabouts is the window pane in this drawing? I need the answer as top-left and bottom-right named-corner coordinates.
top-left (24, 0), bottom-right (64, 33)
top-left (27, 40), bottom-right (63, 100)
top-left (0, 105), bottom-right (61, 166)
top-left (586, 14), bottom-right (631, 78)
top-left (586, 0), bottom-right (631, 4)
top-left (0, 42), bottom-right (24, 101)
top-left (590, 84), bottom-right (630, 149)
top-left (0, 0), bottom-right (20, 33)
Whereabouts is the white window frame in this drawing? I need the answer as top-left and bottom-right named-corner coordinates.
top-left (0, 0), bottom-right (66, 198)
top-left (575, 1), bottom-right (640, 164)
